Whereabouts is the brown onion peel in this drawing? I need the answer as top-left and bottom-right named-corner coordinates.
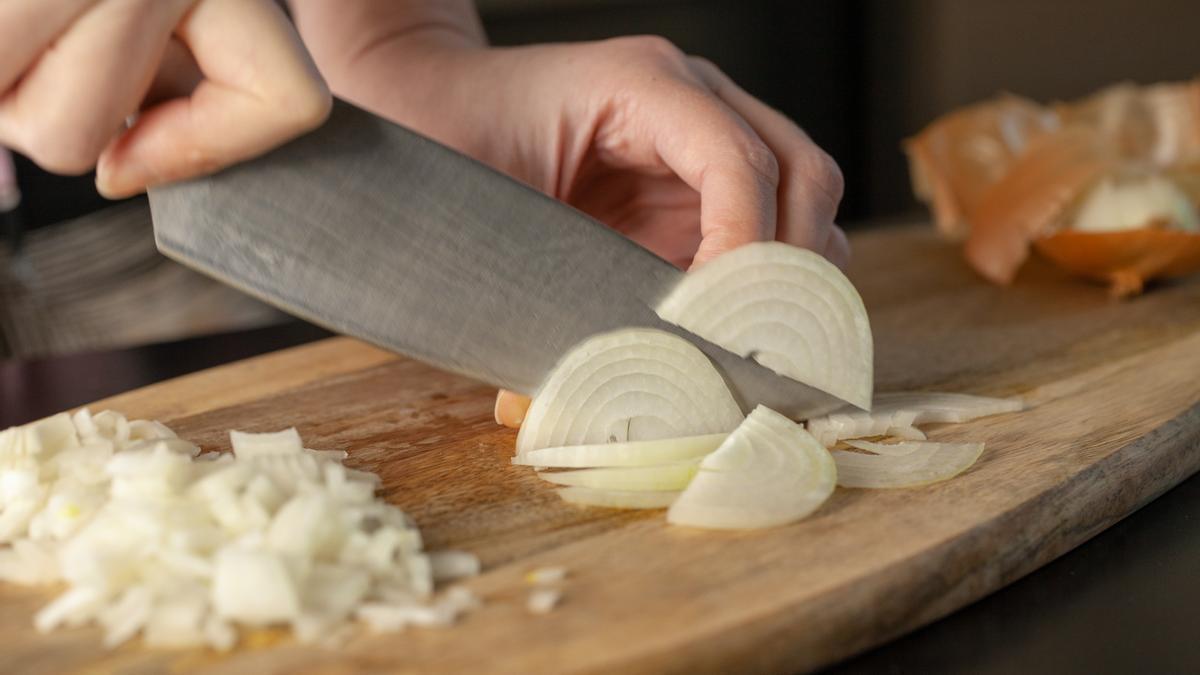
top-left (1034, 227), bottom-right (1200, 297)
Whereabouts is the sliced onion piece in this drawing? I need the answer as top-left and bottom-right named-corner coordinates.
top-left (833, 441), bottom-right (985, 488)
top-left (808, 392), bottom-right (1023, 447)
top-left (556, 487), bottom-right (681, 510)
top-left (229, 428), bottom-right (304, 458)
top-left (513, 433), bottom-right (726, 469)
top-left (667, 406), bottom-right (835, 530)
top-left (515, 329), bottom-right (744, 455)
top-left (655, 242), bottom-right (873, 410)
top-left (538, 463), bottom-right (699, 492)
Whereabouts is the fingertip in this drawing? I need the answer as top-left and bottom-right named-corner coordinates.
top-left (825, 225), bottom-right (851, 270)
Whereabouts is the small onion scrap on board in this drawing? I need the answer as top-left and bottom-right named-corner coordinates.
top-left (806, 392), bottom-right (1025, 448)
top-left (0, 411), bottom-right (481, 650)
top-left (906, 79), bottom-right (1200, 296)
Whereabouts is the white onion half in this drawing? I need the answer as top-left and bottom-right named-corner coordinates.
top-left (667, 406), bottom-right (835, 530)
top-left (807, 392), bottom-right (1024, 447)
top-left (538, 463), bottom-right (699, 492)
top-left (515, 329), bottom-right (744, 455)
top-left (655, 242), bottom-right (873, 410)
top-left (556, 487), bottom-right (681, 510)
top-left (833, 441), bottom-right (985, 488)
top-left (512, 433), bottom-right (726, 469)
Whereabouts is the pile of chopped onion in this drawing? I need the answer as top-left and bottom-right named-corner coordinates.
top-left (0, 411), bottom-right (480, 650)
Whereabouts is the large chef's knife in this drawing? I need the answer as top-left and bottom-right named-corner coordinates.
top-left (147, 102), bottom-right (844, 419)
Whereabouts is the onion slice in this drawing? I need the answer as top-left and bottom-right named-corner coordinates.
top-left (513, 433), bottom-right (726, 469)
top-left (515, 329), bottom-right (744, 455)
top-left (538, 463), bottom-right (699, 492)
top-left (667, 406), bottom-right (836, 530)
top-left (655, 242), bottom-right (874, 410)
top-left (657, 241), bottom-right (873, 410)
top-left (556, 487), bottom-right (681, 510)
top-left (833, 441), bottom-right (985, 488)
top-left (807, 392), bottom-right (1023, 447)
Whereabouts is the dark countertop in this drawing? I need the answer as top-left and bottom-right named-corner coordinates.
top-left (2, 320), bottom-right (1197, 674)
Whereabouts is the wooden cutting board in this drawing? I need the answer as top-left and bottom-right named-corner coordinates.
top-left (3, 224), bottom-right (1199, 674)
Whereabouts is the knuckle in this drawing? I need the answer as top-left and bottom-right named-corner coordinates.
top-left (22, 118), bottom-right (106, 175)
top-left (804, 149), bottom-right (845, 205)
top-left (611, 34), bottom-right (686, 63)
top-left (279, 79), bottom-right (333, 134)
top-left (741, 138), bottom-right (781, 188)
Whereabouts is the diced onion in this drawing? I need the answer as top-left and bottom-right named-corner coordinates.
top-left (655, 242), bottom-right (874, 410)
top-left (832, 441), bottom-right (985, 488)
top-left (807, 392), bottom-right (1023, 447)
top-left (526, 588), bottom-right (563, 615)
top-left (512, 433), bottom-right (726, 469)
top-left (0, 410), bottom-right (480, 650)
top-left (538, 463), bottom-right (698, 492)
top-left (525, 566), bottom-right (568, 585)
top-left (515, 329), bottom-right (744, 455)
top-left (556, 487), bottom-right (681, 510)
top-left (429, 551), bottom-right (482, 582)
top-left (667, 406), bottom-right (836, 530)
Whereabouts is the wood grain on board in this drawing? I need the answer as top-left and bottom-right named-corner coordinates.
top-left (2, 224), bottom-right (1198, 674)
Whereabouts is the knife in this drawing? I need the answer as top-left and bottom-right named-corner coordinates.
top-left (147, 101), bottom-right (844, 419)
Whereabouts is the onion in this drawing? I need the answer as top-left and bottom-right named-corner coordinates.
top-left (513, 433), bottom-right (726, 469)
top-left (0, 411), bottom-right (481, 650)
top-left (833, 441), bottom-right (985, 488)
top-left (1073, 173), bottom-right (1199, 233)
top-left (655, 242), bottom-right (874, 410)
top-left (807, 392), bottom-right (1023, 447)
top-left (538, 463), bottom-right (699, 492)
top-left (667, 406), bottom-right (835, 530)
top-left (515, 329), bottom-right (744, 455)
top-left (526, 588), bottom-right (563, 615)
top-left (525, 566), bottom-right (568, 585)
top-left (429, 551), bottom-right (482, 582)
top-left (556, 487), bottom-right (681, 510)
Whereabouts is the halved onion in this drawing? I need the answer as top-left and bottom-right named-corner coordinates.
top-left (556, 487), bottom-right (681, 510)
top-left (515, 329), bottom-right (744, 455)
top-left (655, 242), bottom-right (873, 410)
top-left (512, 433), bottom-right (726, 468)
top-left (833, 441), bottom-right (985, 488)
top-left (667, 406), bottom-right (835, 530)
top-left (538, 463), bottom-right (699, 492)
top-left (807, 392), bottom-right (1023, 448)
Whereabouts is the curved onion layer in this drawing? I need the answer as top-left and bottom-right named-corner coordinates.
top-left (904, 95), bottom-right (1057, 238)
top-left (515, 329), bottom-right (744, 455)
top-left (667, 406), bottom-right (835, 530)
top-left (513, 433), bottom-right (726, 469)
top-left (557, 487), bottom-right (681, 510)
top-left (538, 463), bottom-right (699, 492)
top-left (966, 128), bottom-right (1116, 284)
top-left (1056, 80), bottom-right (1200, 166)
top-left (807, 392), bottom-right (1023, 448)
top-left (0, 411), bottom-right (479, 650)
top-left (655, 242), bottom-right (873, 410)
top-left (833, 441), bottom-right (985, 488)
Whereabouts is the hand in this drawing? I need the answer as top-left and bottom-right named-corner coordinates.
top-left (0, 0), bottom-right (331, 198)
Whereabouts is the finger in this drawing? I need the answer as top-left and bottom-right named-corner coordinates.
top-left (0, 0), bottom-right (193, 175)
top-left (0, 0), bottom-right (99, 94)
top-left (95, 0), bottom-right (331, 197)
top-left (494, 390), bottom-right (532, 429)
top-left (632, 81), bottom-right (778, 268)
top-left (688, 57), bottom-right (845, 254)
top-left (824, 224), bottom-right (851, 269)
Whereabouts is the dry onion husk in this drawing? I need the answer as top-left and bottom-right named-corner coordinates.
top-left (907, 78), bottom-right (1200, 294)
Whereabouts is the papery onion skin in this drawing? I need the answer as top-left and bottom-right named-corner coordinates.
top-left (1035, 227), bottom-right (1200, 298)
top-left (965, 128), bottom-right (1116, 284)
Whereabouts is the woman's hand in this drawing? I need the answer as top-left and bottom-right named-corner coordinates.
top-left (0, 0), bottom-right (331, 198)
top-left (293, 1), bottom-right (849, 427)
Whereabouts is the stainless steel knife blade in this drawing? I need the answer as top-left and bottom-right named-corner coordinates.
top-left (147, 101), bottom-right (844, 419)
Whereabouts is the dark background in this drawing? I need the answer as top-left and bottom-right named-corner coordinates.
top-left (7, 0), bottom-right (1199, 229)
